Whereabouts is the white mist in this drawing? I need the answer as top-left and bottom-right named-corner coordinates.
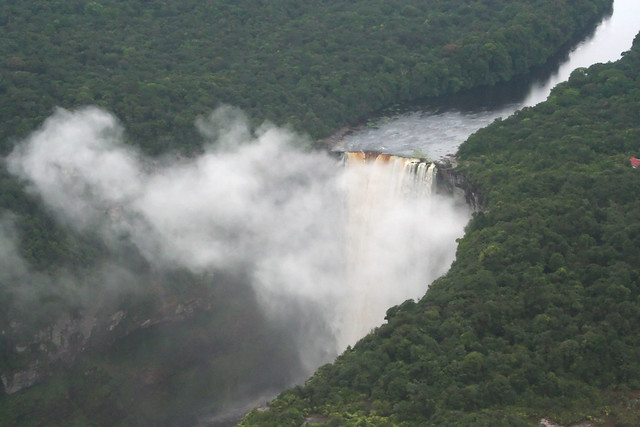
top-left (6, 105), bottom-right (469, 370)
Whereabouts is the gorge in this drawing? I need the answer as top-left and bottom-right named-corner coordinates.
top-left (1, 0), bottom-right (639, 425)
top-left (243, 0), bottom-right (640, 423)
top-left (242, 0), bottom-right (640, 423)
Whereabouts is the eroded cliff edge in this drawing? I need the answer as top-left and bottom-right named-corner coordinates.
top-left (434, 156), bottom-right (484, 212)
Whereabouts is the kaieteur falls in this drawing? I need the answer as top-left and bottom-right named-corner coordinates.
top-left (339, 151), bottom-right (469, 350)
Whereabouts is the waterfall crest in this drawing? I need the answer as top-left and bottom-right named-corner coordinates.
top-left (345, 152), bottom-right (436, 197)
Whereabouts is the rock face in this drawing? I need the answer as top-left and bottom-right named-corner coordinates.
top-left (1, 368), bottom-right (41, 395)
top-left (0, 294), bottom-right (211, 395)
top-left (434, 156), bottom-right (483, 211)
top-left (1, 309), bottom-right (98, 394)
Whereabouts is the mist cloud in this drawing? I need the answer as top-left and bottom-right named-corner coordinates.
top-left (6, 106), bottom-right (469, 363)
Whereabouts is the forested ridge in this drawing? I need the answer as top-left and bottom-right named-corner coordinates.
top-left (2, 0), bottom-right (610, 154)
top-left (242, 34), bottom-right (640, 426)
top-left (0, 0), bottom-right (622, 425)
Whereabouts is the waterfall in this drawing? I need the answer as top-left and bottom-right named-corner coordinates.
top-left (345, 152), bottom-right (436, 198)
top-left (339, 152), bottom-right (445, 349)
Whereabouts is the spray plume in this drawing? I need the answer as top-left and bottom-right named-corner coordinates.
top-left (5, 105), bottom-right (469, 373)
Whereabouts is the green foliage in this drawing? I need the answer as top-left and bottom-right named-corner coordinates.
top-left (0, 0), bottom-right (611, 154)
top-left (244, 31), bottom-right (640, 427)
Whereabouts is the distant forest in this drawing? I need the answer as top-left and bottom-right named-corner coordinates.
top-left (243, 33), bottom-right (640, 426)
top-left (0, 0), bottom-right (621, 425)
top-left (2, 0), bottom-right (611, 153)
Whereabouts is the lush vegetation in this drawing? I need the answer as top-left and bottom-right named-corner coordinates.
top-left (2, 0), bottom-right (611, 154)
top-left (242, 34), bottom-right (640, 426)
top-left (0, 0), bottom-right (620, 425)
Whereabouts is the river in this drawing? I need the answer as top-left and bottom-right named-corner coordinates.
top-left (334, 0), bottom-right (640, 160)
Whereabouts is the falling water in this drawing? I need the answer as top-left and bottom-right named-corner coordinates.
top-left (339, 152), bottom-right (458, 348)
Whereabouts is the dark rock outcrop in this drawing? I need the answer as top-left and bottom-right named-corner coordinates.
top-left (435, 156), bottom-right (483, 211)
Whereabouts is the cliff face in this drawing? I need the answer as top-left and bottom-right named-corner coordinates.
top-left (434, 157), bottom-right (483, 212)
top-left (2, 309), bottom-right (97, 394)
top-left (1, 294), bottom-right (211, 395)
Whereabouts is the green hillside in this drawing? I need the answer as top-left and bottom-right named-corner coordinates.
top-left (242, 34), bottom-right (640, 426)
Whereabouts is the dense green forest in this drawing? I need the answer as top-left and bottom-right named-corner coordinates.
top-left (0, 0), bottom-right (620, 425)
top-left (242, 34), bottom-right (640, 426)
top-left (2, 0), bottom-right (610, 154)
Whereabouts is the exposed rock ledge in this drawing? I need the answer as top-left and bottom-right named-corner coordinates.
top-left (1, 296), bottom-right (212, 395)
top-left (434, 155), bottom-right (483, 212)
